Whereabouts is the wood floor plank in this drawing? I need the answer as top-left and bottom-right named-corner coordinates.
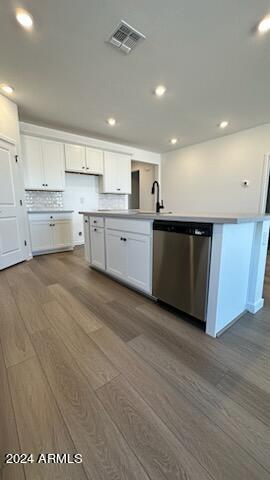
top-left (217, 371), bottom-right (270, 427)
top-left (136, 302), bottom-right (270, 388)
top-left (47, 284), bottom-right (102, 334)
top-left (6, 269), bottom-right (53, 305)
top-left (31, 327), bottom-right (151, 480)
top-left (8, 356), bottom-right (87, 480)
top-left (6, 274), bottom-right (50, 335)
top-left (3, 247), bottom-right (270, 480)
top-left (0, 342), bottom-right (25, 480)
top-left (90, 327), bottom-right (270, 480)
top-left (0, 273), bottom-right (35, 367)
top-left (97, 375), bottom-right (212, 480)
top-left (85, 300), bottom-right (143, 342)
top-left (28, 258), bottom-right (58, 286)
top-left (43, 300), bottom-right (119, 390)
top-left (129, 332), bottom-right (270, 472)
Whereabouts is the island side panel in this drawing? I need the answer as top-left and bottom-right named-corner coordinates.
top-left (206, 222), bottom-right (255, 337)
top-left (246, 220), bottom-right (270, 313)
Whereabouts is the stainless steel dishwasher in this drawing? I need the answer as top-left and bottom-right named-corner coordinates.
top-left (152, 221), bottom-right (212, 322)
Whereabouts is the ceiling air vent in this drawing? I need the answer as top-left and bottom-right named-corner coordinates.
top-left (108, 20), bottom-right (145, 54)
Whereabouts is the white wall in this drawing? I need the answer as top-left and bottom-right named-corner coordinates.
top-left (63, 173), bottom-right (99, 245)
top-left (161, 124), bottom-right (270, 214)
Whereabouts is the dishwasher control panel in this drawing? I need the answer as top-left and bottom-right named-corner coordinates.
top-left (153, 221), bottom-right (213, 237)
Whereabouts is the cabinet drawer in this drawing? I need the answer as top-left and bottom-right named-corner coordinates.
top-left (105, 217), bottom-right (151, 235)
top-left (90, 216), bottom-right (104, 228)
top-left (28, 212), bottom-right (73, 222)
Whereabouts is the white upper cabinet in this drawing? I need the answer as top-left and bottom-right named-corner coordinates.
top-left (22, 135), bottom-right (44, 189)
top-left (64, 144), bottom-right (86, 173)
top-left (86, 147), bottom-right (104, 174)
top-left (65, 144), bottom-right (104, 175)
top-left (101, 151), bottom-right (131, 194)
top-left (42, 140), bottom-right (65, 190)
top-left (22, 135), bottom-right (65, 191)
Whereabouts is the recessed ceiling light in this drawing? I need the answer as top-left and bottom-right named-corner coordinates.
top-left (1, 84), bottom-right (14, 94)
top-left (155, 85), bottom-right (166, 97)
top-left (16, 9), bottom-right (33, 29)
top-left (258, 16), bottom-right (270, 33)
top-left (170, 138), bottom-right (178, 145)
top-left (219, 121), bottom-right (229, 129)
top-left (107, 117), bottom-right (116, 126)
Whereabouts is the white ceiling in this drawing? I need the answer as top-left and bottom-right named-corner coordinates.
top-left (1, 0), bottom-right (270, 152)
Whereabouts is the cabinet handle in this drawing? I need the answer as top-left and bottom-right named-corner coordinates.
top-left (85, 219), bottom-right (88, 223)
top-left (120, 237), bottom-right (127, 242)
top-left (94, 228), bottom-right (97, 232)
top-left (50, 216), bottom-right (53, 219)
top-left (82, 166), bottom-right (85, 169)
top-left (93, 220), bottom-right (97, 223)
top-left (86, 167), bottom-right (89, 170)
top-left (117, 188), bottom-right (121, 191)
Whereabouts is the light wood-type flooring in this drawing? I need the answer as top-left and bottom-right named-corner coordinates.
top-left (1, 247), bottom-right (270, 480)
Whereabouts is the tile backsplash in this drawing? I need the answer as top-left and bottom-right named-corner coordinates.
top-left (26, 190), bottom-right (64, 210)
top-left (26, 189), bottom-right (127, 211)
top-left (98, 193), bottom-right (127, 210)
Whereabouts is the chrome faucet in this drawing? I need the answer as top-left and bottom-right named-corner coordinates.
top-left (151, 181), bottom-right (164, 213)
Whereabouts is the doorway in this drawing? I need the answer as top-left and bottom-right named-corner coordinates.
top-left (129, 160), bottom-right (158, 211)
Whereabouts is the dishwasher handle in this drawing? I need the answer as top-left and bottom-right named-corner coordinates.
top-left (153, 220), bottom-right (212, 237)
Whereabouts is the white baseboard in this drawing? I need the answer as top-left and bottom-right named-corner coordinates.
top-left (246, 298), bottom-right (264, 314)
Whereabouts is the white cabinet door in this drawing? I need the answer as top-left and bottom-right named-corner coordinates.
top-left (52, 221), bottom-right (72, 248)
top-left (30, 221), bottom-right (52, 252)
top-left (118, 153), bottom-right (131, 193)
top-left (126, 233), bottom-right (151, 292)
top-left (42, 140), bottom-right (65, 190)
top-left (83, 216), bottom-right (91, 263)
top-left (22, 135), bottom-right (44, 189)
top-left (90, 226), bottom-right (105, 270)
top-left (102, 151), bottom-right (131, 194)
top-left (86, 148), bottom-right (104, 174)
top-left (65, 144), bottom-right (86, 172)
top-left (105, 229), bottom-right (126, 278)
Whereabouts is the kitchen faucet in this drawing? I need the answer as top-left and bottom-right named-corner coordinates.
top-left (151, 181), bottom-right (164, 213)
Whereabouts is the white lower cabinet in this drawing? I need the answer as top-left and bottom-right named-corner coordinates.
top-left (30, 221), bottom-right (52, 252)
top-left (125, 232), bottom-right (151, 292)
top-left (29, 213), bottom-right (73, 255)
top-left (87, 216), bottom-right (152, 294)
top-left (90, 226), bottom-right (105, 270)
top-left (106, 230), bottom-right (126, 278)
top-left (53, 221), bottom-right (73, 249)
top-left (83, 216), bottom-right (91, 263)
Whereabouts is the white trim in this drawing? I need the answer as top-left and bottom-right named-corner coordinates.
top-left (206, 224), bottom-right (224, 337)
top-left (20, 122), bottom-right (161, 165)
top-left (0, 133), bottom-right (16, 146)
top-left (246, 298), bottom-right (264, 314)
top-left (259, 153), bottom-right (270, 214)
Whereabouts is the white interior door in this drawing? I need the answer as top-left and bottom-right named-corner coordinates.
top-left (0, 138), bottom-right (27, 269)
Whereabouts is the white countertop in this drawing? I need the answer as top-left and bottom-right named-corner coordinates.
top-left (79, 210), bottom-right (270, 224)
top-left (28, 209), bottom-right (74, 213)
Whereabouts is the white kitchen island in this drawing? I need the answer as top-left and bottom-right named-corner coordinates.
top-left (80, 210), bottom-right (270, 338)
